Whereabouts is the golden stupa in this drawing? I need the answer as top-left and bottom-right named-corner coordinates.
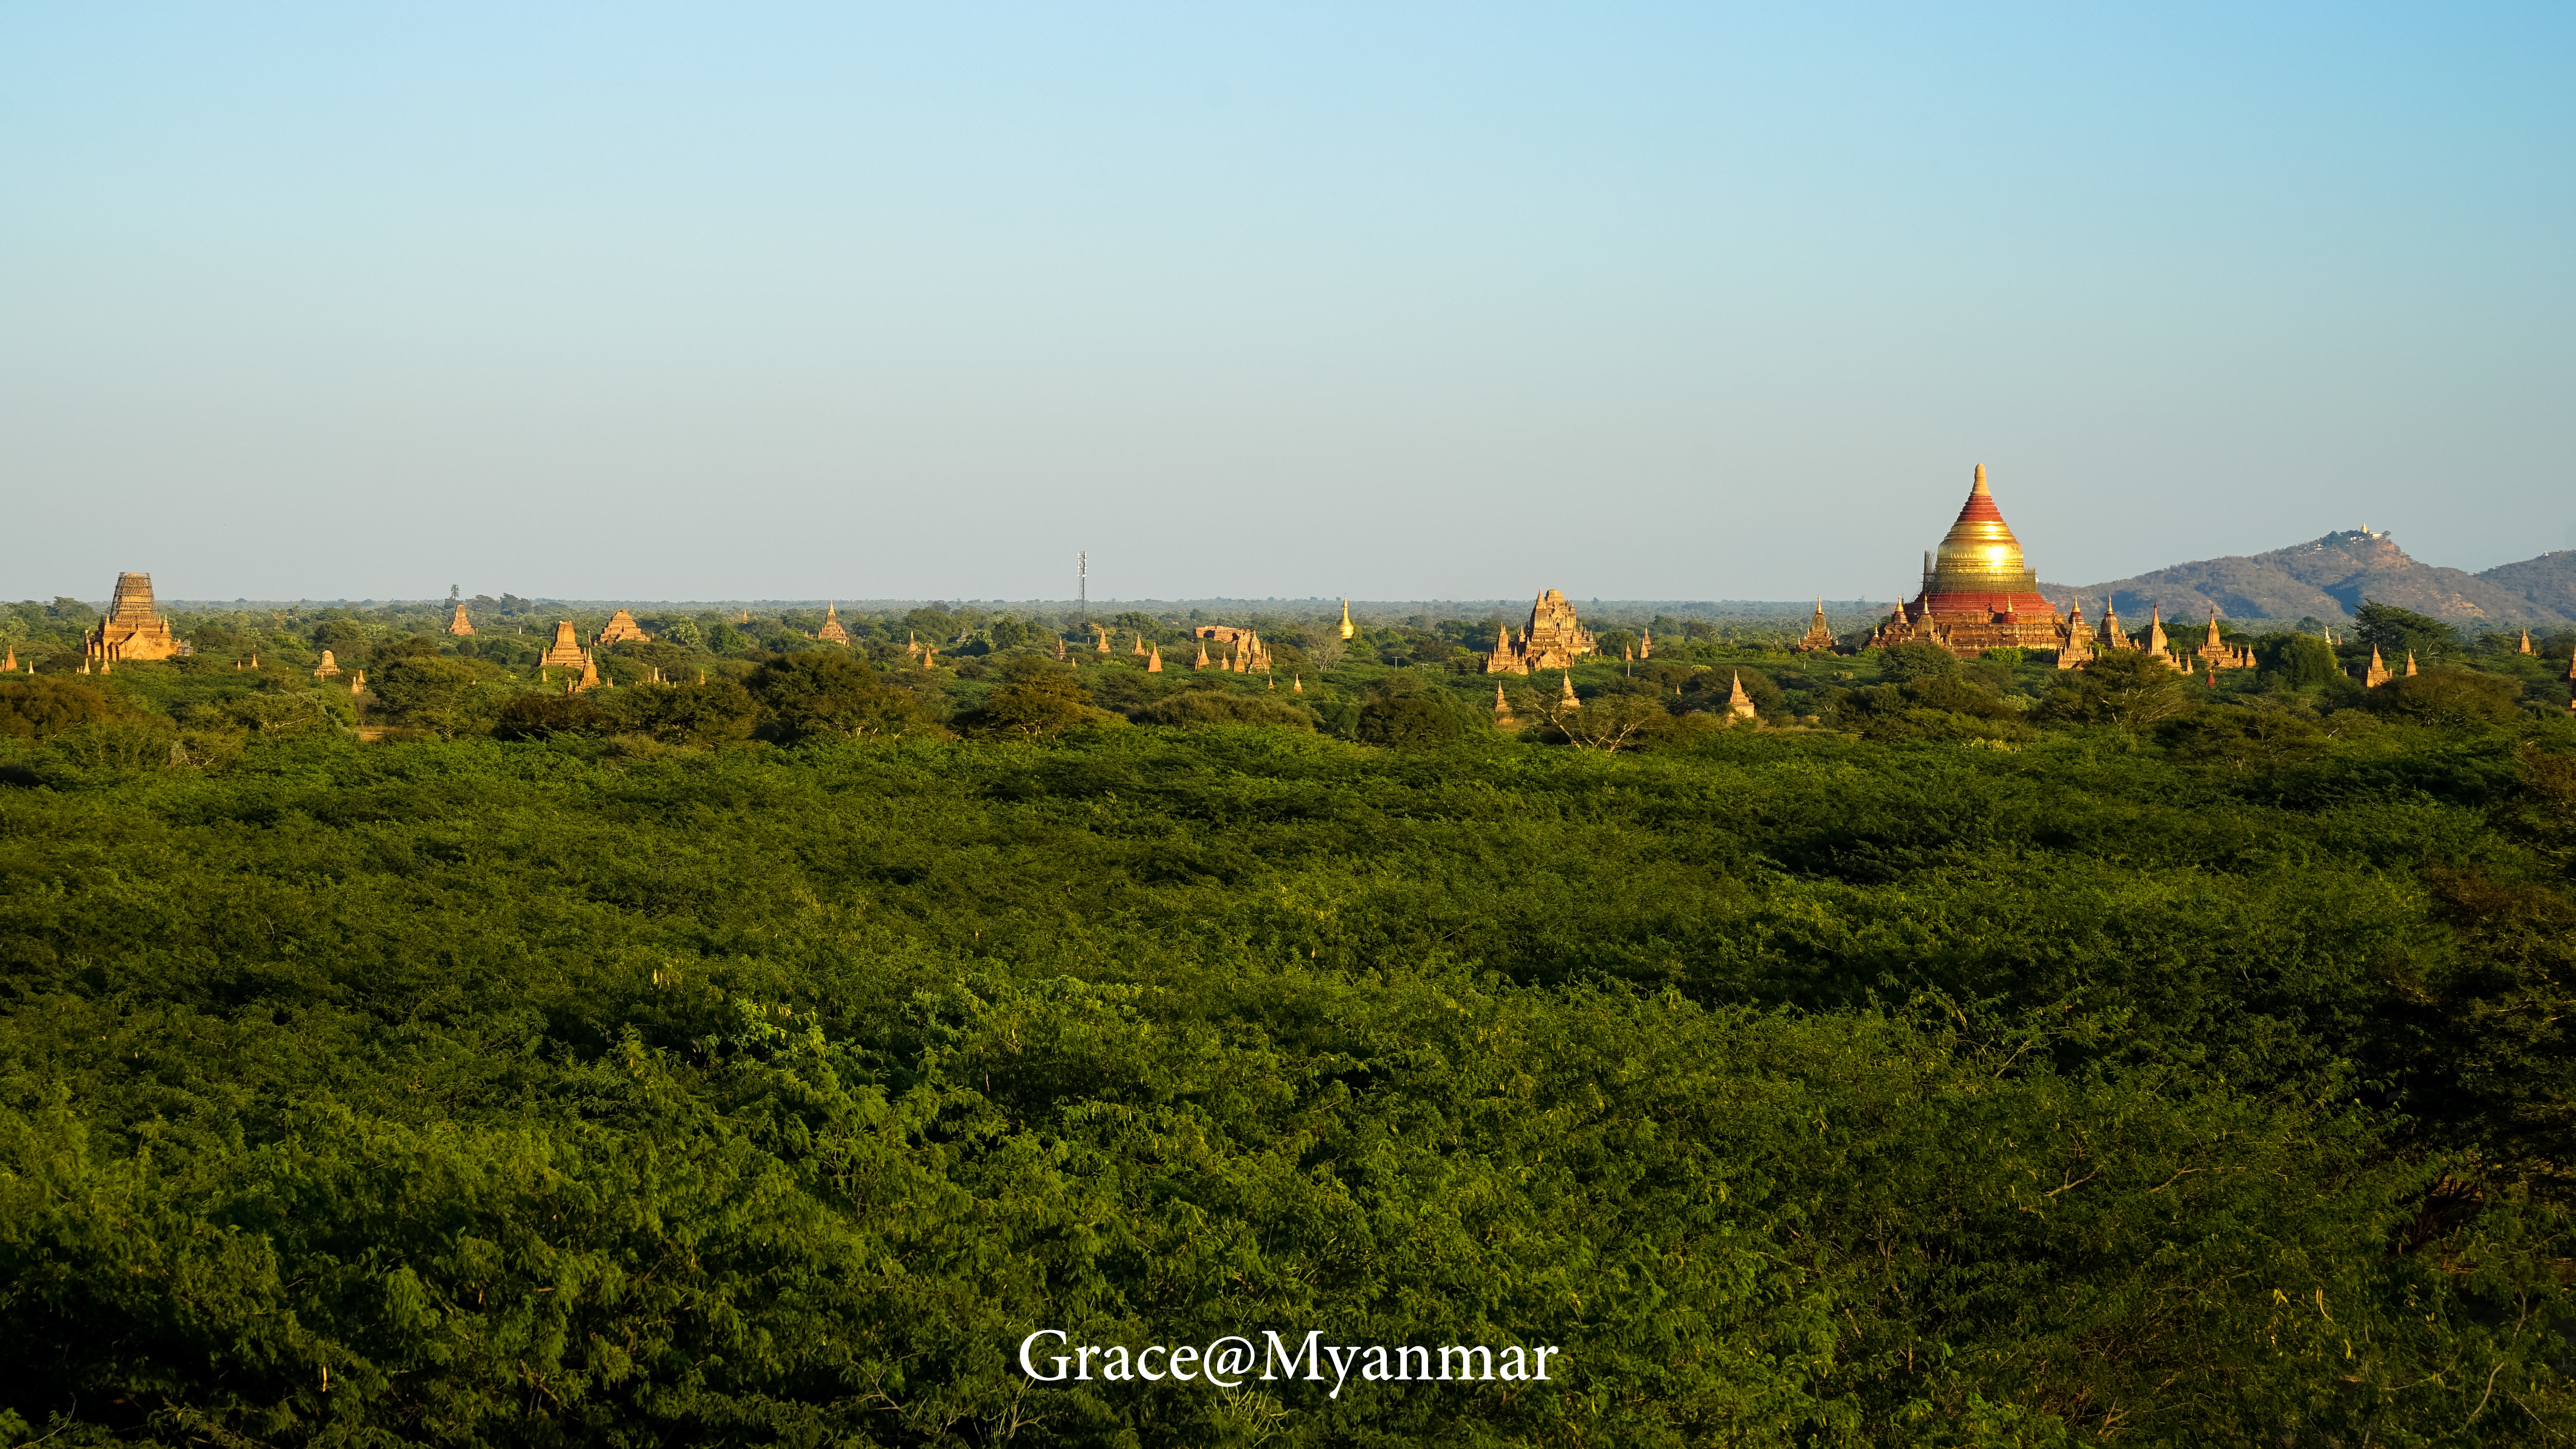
top-left (1868, 465), bottom-right (2080, 658)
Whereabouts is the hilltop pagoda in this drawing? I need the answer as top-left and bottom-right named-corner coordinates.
top-left (84, 572), bottom-right (183, 664)
top-left (1484, 590), bottom-right (1598, 674)
top-left (1866, 467), bottom-right (2071, 658)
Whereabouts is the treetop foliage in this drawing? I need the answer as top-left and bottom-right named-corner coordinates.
top-left (2, 600), bottom-right (2574, 1443)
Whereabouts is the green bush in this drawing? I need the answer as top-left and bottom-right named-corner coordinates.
top-left (1877, 641), bottom-right (1958, 682)
top-left (2363, 666), bottom-right (2525, 728)
top-left (751, 652), bottom-right (943, 743)
top-left (1354, 694), bottom-right (1461, 747)
top-left (0, 677), bottom-right (131, 739)
top-left (1133, 688), bottom-right (1316, 730)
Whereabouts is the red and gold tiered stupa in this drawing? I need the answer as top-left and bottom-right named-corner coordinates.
top-left (1866, 466), bottom-right (2077, 658)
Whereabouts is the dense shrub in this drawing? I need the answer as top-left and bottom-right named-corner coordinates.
top-left (751, 651), bottom-right (943, 742)
top-left (958, 658), bottom-right (1121, 738)
top-left (1877, 640), bottom-right (1959, 682)
top-left (1133, 687), bottom-right (1316, 730)
top-left (1354, 693), bottom-right (1462, 747)
top-left (0, 677), bottom-right (130, 739)
top-left (0, 727), bottom-right (2569, 1444)
top-left (2363, 666), bottom-right (2524, 727)
top-left (604, 678), bottom-right (762, 746)
top-left (492, 692), bottom-right (608, 740)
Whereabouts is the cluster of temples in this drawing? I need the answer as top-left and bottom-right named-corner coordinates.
top-left (2056, 599), bottom-right (2258, 673)
top-left (1859, 467), bottom-right (2260, 675)
top-left (1187, 625), bottom-right (1275, 673)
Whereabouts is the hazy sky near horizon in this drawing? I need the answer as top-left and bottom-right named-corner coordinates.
top-left (4, 3), bottom-right (2569, 605)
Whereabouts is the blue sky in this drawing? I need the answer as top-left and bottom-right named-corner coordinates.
top-left (3, 3), bottom-right (2568, 603)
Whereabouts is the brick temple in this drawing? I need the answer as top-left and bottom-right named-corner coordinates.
top-left (1484, 590), bottom-right (1598, 674)
top-left (84, 572), bottom-right (183, 664)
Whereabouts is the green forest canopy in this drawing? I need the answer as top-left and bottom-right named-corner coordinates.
top-left (1, 599), bottom-right (2573, 1445)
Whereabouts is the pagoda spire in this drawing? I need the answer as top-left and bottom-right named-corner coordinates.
top-left (1726, 670), bottom-right (1755, 719)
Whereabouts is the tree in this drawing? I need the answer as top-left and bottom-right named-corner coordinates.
top-left (1299, 627), bottom-right (1347, 673)
top-left (2036, 650), bottom-right (2193, 732)
top-left (960, 658), bottom-right (1118, 738)
top-left (2362, 667), bottom-right (2523, 729)
top-left (2354, 599), bottom-right (2460, 664)
top-left (751, 652), bottom-right (941, 742)
top-left (0, 678), bottom-right (131, 739)
top-left (2265, 632), bottom-right (2343, 688)
top-left (1878, 641), bottom-right (1959, 683)
top-left (494, 693), bottom-right (609, 740)
top-left (1355, 695), bottom-right (1463, 747)
top-left (608, 679), bottom-right (763, 746)
top-left (1548, 692), bottom-right (1667, 751)
top-left (2154, 705), bottom-right (2327, 772)
top-left (1134, 689), bottom-right (1315, 730)
top-left (368, 656), bottom-right (499, 738)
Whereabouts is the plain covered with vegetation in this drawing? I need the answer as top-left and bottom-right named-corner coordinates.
top-left (0, 595), bottom-right (2572, 1445)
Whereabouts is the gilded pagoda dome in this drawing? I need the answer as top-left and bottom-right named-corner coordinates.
top-left (1920, 464), bottom-right (2049, 615)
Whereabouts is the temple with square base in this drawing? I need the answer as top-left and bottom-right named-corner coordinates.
top-left (1484, 591), bottom-right (1598, 673)
top-left (84, 572), bottom-right (184, 664)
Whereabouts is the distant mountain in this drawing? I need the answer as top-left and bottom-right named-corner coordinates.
top-left (2472, 550), bottom-right (2576, 623)
top-left (2038, 531), bottom-right (2576, 628)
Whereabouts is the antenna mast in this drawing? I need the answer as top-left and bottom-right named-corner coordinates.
top-left (1077, 552), bottom-right (1089, 630)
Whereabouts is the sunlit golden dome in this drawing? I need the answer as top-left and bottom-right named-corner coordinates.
top-left (1920, 464), bottom-right (2050, 614)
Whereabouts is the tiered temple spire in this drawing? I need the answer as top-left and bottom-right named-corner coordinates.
top-left (1484, 591), bottom-right (1596, 674)
top-left (84, 572), bottom-right (182, 664)
top-left (1862, 467), bottom-right (2067, 658)
top-left (1726, 671), bottom-right (1755, 720)
top-left (1793, 599), bottom-right (1836, 653)
top-left (540, 621), bottom-right (587, 669)
top-left (593, 609), bottom-right (652, 645)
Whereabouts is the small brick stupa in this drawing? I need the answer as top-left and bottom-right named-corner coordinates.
top-left (446, 604), bottom-right (476, 636)
top-left (85, 572), bottom-right (183, 664)
top-left (2056, 600), bottom-right (2094, 669)
top-left (540, 621), bottom-right (588, 669)
top-left (313, 649), bottom-right (342, 679)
